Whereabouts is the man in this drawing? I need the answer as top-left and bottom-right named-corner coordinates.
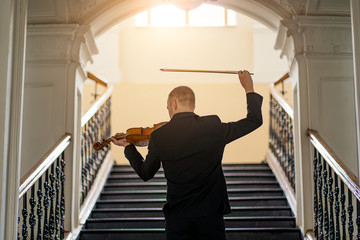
top-left (111, 70), bottom-right (263, 240)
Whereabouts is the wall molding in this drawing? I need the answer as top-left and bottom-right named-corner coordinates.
top-left (280, 16), bottom-right (352, 56)
top-left (26, 24), bottom-right (98, 67)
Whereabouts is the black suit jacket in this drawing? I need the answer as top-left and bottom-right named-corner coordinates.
top-left (124, 92), bottom-right (263, 219)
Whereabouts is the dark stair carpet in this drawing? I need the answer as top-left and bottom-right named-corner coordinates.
top-left (79, 164), bottom-right (302, 240)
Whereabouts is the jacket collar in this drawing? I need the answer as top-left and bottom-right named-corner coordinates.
top-left (171, 112), bottom-right (198, 120)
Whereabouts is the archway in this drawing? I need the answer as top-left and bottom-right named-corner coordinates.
top-left (76, 0), bottom-right (291, 37)
top-left (83, 1), bottom-right (290, 166)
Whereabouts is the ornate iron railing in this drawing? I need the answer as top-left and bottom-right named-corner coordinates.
top-left (80, 73), bottom-right (113, 206)
top-left (269, 81), bottom-right (295, 192)
top-left (18, 134), bottom-right (71, 240)
top-left (308, 130), bottom-right (360, 239)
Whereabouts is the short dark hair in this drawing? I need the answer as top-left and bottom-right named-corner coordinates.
top-left (168, 86), bottom-right (195, 108)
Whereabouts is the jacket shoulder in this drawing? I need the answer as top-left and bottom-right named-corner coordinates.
top-left (199, 115), bottom-right (221, 122)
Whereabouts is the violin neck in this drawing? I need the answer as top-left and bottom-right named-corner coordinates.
top-left (114, 134), bottom-right (126, 140)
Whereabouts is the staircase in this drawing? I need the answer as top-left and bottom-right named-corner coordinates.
top-left (79, 163), bottom-right (302, 240)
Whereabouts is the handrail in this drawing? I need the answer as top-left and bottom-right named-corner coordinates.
top-left (269, 83), bottom-right (294, 119)
top-left (87, 72), bottom-right (109, 87)
top-left (19, 133), bottom-right (71, 198)
top-left (81, 82), bottom-right (113, 127)
top-left (273, 72), bottom-right (289, 86)
top-left (307, 129), bottom-right (360, 201)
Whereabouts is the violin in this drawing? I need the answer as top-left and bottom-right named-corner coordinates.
top-left (93, 122), bottom-right (168, 150)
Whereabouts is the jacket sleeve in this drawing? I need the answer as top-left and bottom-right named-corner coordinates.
top-left (124, 138), bottom-right (160, 181)
top-left (222, 92), bottom-right (263, 144)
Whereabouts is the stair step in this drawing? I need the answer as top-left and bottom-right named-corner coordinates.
top-left (226, 228), bottom-right (302, 240)
top-left (111, 167), bottom-right (273, 175)
top-left (80, 228), bottom-right (301, 240)
top-left (85, 216), bottom-right (296, 229)
top-left (103, 180), bottom-right (280, 191)
top-left (91, 206), bottom-right (293, 218)
top-left (99, 188), bottom-right (284, 200)
top-left (108, 172), bottom-right (275, 179)
top-left (96, 196), bottom-right (289, 208)
top-left (106, 173), bottom-right (277, 183)
top-left (225, 216), bottom-right (296, 228)
top-left (112, 164), bottom-right (270, 171)
top-left (81, 164), bottom-right (301, 240)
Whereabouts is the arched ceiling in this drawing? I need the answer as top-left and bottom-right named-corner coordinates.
top-left (73, 0), bottom-right (293, 37)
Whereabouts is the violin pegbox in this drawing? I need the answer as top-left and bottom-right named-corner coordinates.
top-left (93, 138), bottom-right (111, 151)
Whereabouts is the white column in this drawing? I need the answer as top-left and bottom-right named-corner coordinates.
top-left (350, 0), bottom-right (360, 177)
top-left (0, 0), bottom-right (27, 239)
top-left (277, 15), bottom-right (355, 234)
top-left (24, 24), bottom-right (98, 233)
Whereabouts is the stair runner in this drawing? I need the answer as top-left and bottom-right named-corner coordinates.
top-left (79, 164), bottom-right (302, 240)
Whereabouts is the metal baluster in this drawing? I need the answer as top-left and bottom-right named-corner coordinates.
top-left (323, 158), bottom-right (329, 239)
top-left (280, 111), bottom-right (285, 170)
top-left (287, 117), bottom-right (291, 182)
top-left (341, 181), bottom-right (346, 240)
top-left (43, 170), bottom-right (49, 240)
top-left (107, 98), bottom-right (111, 139)
top-left (36, 177), bottom-right (43, 240)
top-left (84, 124), bottom-right (89, 202)
top-left (318, 152), bottom-right (324, 240)
top-left (55, 157), bottom-right (61, 240)
top-left (29, 186), bottom-right (36, 240)
top-left (85, 122), bottom-right (91, 199)
top-left (356, 200), bottom-right (360, 240)
top-left (289, 122), bottom-right (295, 191)
top-left (49, 163), bottom-right (56, 239)
top-left (60, 152), bottom-right (66, 240)
top-left (22, 193), bottom-right (28, 240)
top-left (276, 103), bottom-right (280, 161)
top-left (349, 190), bottom-right (354, 239)
top-left (87, 119), bottom-right (92, 191)
top-left (328, 165), bottom-right (334, 240)
top-left (334, 174), bottom-right (340, 240)
top-left (18, 217), bottom-right (20, 240)
top-left (283, 115), bottom-right (289, 180)
top-left (81, 130), bottom-right (85, 205)
top-left (269, 96), bottom-right (274, 151)
top-left (314, 148), bottom-right (319, 239)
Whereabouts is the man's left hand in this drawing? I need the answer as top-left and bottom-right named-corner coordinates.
top-left (111, 133), bottom-right (131, 147)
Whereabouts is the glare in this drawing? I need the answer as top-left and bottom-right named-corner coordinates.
top-left (135, 11), bottom-right (148, 27)
top-left (227, 9), bottom-right (237, 26)
top-left (151, 5), bottom-right (185, 27)
top-left (189, 4), bottom-right (223, 26)
top-left (135, 4), bottom-right (237, 27)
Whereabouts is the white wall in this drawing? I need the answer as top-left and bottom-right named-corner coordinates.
top-left (89, 25), bottom-right (122, 83)
top-left (253, 22), bottom-right (289, 82)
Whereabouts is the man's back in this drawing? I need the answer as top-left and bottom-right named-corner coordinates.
top-left (152, 112), bottom-right (230, 219)
top-left (153, 112), bottom-right (226, 183)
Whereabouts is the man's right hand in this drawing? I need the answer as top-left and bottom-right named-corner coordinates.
top-left (238, 70), bottom-right (254, 93)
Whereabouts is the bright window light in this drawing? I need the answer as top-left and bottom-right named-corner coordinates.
top-left (151, 5), bottom-right (186, 27)
top-left (135, 11), bottom-right (148, 27)
top-left (189, 4), bottom-right (223, 26)
top-left (135, 4), bottom-right (237, 27)
top-left (227, 9), bottom-right (237, 26)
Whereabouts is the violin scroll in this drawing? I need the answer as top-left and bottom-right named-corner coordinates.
top-left (93, 139), bottom-right (110, 151)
